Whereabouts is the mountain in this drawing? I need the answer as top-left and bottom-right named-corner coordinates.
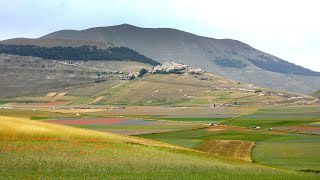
top-left (40, 24), bottom-right (320, 94)
top-left (311, 90), bottom-right (320, 98)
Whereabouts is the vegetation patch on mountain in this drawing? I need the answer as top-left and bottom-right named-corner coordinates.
top-left (214, 58), bottom-right (247, 68)
top-left (0, 44), bottom-right (160, 66)
top-left (247, 55), bottom-right (320, 76)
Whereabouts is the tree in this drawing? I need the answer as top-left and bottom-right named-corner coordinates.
top-left (138, 68), bottom-right (148, 78)
top-left (0, 44), bottom-right (160, 66)
top-left (129, 74), bottom-right (136, 80)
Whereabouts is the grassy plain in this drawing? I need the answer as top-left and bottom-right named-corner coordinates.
top-left (157, 117), bottom-right (230, 122)
top-left (1, 115), bottom-right (317, 179)
top-left (1, 104), bottom-right (320, 178)
top-left (253, 135), bottom-right (320, 171)
top-left (138, 120), bottom-right (320, 171)
top-left (197, 140), bottom-right (255, 161)
top-left (0, 109), bottom-right (79, 119)
top-left (137, 128), bottom-right (283, 149)
top-left (222, 106), bottom-right (320, 128)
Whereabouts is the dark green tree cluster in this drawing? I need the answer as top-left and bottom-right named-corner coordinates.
top-left (137, 68), bottom-right (148, 78)
top-left (0, 44), bottom-right (160, 66)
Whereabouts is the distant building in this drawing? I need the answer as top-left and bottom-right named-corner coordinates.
top-left (151, 62), bottom-right (204, 74)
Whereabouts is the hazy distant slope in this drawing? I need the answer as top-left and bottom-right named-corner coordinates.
top-left (41, 24), bottom-right (320, 93)
top-left (311, 90), bottom-right (320, 98)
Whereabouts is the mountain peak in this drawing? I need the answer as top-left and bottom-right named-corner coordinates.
top-left (118, 23), bottom-right (137, 27)
top-left (109, 23), bottom-right (141, 30)
top-left (38, 24), bottom-right (320, 93)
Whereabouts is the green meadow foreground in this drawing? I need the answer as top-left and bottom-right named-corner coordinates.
top-left (0, 105), bottom-right (320, 179)
top-left (139, 106), bottom-right (320, 171)
top-left (0, 116), bottom-right (315, 179)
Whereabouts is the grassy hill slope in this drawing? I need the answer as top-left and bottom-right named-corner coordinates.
top-left (0, 115), bottom-right (318, 179)
top-left (1, 70), bottom-right (315, 106)
top-left (0, 54), bottom-right (152, 98)
top-left (95, 73), bottom-right (314, 106)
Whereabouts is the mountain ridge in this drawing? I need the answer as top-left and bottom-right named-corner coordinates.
top-left (0, 38), bottom-right (114, 49)
top-left (6, 24), bottom-right (320, 93)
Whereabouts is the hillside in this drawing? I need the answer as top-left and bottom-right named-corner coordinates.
top-left (311, 90), bottom-right (320, 98)
top-left (1, 58), bottom-right (315, 106)
top-left (93, 73), bottom-right (315, 106)
top-left (0, 54), bottom-right (152, 98)
top-left (40, 24), bottom-right (320, 93)
top-left (0, 49), bottom-right (316, 105)
top-left (0, 115), bottom-right (318, 179)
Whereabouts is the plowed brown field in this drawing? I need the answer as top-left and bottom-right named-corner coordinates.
top-left (197, 140), bottom-right (254, 161)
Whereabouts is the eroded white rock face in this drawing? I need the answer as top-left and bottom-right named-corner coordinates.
top-left (151, 62), bottom-right (204, 74)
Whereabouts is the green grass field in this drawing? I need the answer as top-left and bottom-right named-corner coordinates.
top-left (72, 124), bottom-right (203, 135)
top-left (138, 128), bottom-right (282, 148)
top-left (157, 117), bottom-right (231, 122)
top-left (1, 115), bottom-right (318, 179)
top-left (1, 105), bottom-right (319, 178)
top-left (222, 106), bottom-right (320, 128)
top-left (0, 101), bottom-right (8, 105)
top-left (253, 134), bottom-right (320, 171)
top-left (0, 109), bottom-right (79, 119)
top-left (138, 126), bottom-right (320, 171)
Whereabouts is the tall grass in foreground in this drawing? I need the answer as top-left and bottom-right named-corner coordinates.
top-left (0, 116), bottom-right (319, 179)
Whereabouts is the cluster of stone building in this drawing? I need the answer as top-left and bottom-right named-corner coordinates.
top-left (151, 62), bottom-right (204, 74)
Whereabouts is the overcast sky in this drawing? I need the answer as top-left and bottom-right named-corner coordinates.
top-left (1, 0), bottom-right (319, 71)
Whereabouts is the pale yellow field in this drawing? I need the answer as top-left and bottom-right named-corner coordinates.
top-left (46, 92), bottom-right (58, 97)
top-left (197, 140), bottom-right (255, 161)
top-left (0, 115), bottom-right (187, 150)
top-left (88, 96), bottom-right (105, 104)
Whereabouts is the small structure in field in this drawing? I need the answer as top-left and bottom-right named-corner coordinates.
top-left (252, 126), bottom-right (261, 130)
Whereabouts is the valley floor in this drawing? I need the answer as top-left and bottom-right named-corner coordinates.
top-left (0, 105), bottom-right (320, 179)
top-left (0, 114), bottom-right (319, 179)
